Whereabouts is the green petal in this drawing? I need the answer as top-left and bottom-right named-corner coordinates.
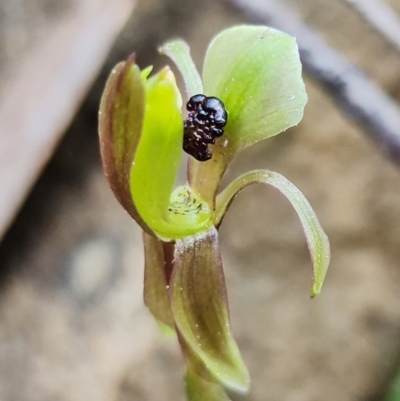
top-left (189, 25), bottom-right (307, 204)
top-left (98, 55), bottom-right (153, 234)
top-left (203, 25), bottom-right (307, 150)
top-left (185, 368), bottom-right (232, 401)
top-left (170, 227), bottom-right (249, 392)
top-left (130, 69), bottom-right (213, 240)
top-left (159, 40), bottom-right (203, 98)
top-left (215, 170), bottom-right (330, 297)
top-left (129, 67), bottom-right (182, 240)
top-left (143, 232), bottom-right (175, 329)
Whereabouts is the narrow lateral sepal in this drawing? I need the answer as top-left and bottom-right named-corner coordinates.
top-left (215, 170), bottom-right (330, 297)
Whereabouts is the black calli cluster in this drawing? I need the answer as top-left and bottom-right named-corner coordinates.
top-left (183, 94), bottom-right (228, 161)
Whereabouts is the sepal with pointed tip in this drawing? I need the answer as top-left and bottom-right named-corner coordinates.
top-left (214, 170), bottom-right (330, 297)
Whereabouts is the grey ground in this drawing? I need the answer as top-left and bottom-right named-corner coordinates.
top-left (1, 0), bottom-right (400, 400)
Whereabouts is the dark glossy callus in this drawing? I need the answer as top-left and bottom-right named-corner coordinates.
top-left (183, 94), bottom-right (228, 161)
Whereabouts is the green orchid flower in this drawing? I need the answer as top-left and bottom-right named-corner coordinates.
top-left (98, 25), bottom-right (330, 401)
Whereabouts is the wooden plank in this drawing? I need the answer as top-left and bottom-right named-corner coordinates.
top-left (0, 0), bottom-right (136, 240)
top-left (341, 0), bottom-right (400, 53)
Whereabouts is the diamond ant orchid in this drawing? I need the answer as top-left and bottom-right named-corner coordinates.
top-left (98, 25), bottom-right (330, 401)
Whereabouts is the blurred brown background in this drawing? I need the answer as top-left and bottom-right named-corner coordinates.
top-left (1, 0), bottom-right (400, 400)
